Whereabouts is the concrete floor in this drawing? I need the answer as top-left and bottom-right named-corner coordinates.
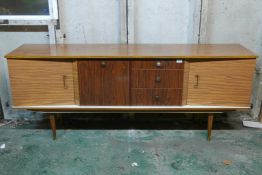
top-left (0, 113), bottom-right (262, 175)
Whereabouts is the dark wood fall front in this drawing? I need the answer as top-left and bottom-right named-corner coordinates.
top-left (78, 60), bottom-right (130, 106)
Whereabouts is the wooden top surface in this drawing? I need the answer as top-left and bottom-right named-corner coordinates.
top-left (5, 44), bottom-right (257, 59)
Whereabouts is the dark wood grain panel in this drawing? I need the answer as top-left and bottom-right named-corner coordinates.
top-left (131, 89), bottom-right (182, 106)
top-left (131, 60), bottom-right (184, 69)
top-left (131, 70), bottom-right (184, 88)
top-left (78, 60), bottom-right (129, 106)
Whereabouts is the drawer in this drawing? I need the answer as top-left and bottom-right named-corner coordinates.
top-left (131, 60), bottom-right (184, 69)
top-left (131, 69), bottom-right (183, 88)
top-left (131, 89), bottom-right (182, 106)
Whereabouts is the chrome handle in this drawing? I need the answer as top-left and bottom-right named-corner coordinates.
top-left (62, 75), bottom-right (68, 89)
top-left (101, 61), bottom-right (106, 67)
top-left (155, 75), bottom-right (161, 83)
top-left (194, 75), bottom-right (199, 89)
top-left (156, 61), bottom-right (161, 68)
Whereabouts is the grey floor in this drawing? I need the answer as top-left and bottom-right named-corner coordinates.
top-left (0, 112), bottom-right (261, 175)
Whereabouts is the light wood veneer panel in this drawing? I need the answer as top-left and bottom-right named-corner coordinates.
top-left (6, 44), bottom-right (257, 59)
top-left (72, 61), bottom-right (80, 105)
top-left (8, 59), bottom-right (75, 106)
top-left (187, 59), bottom-right (256, 107)
top-left (182, 61), bottom-right (189, 105)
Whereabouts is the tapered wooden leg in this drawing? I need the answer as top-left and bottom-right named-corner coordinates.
top-left (49, 114), bottom-right (56, 140)
top-left (207, 113), bottom-right (214, 141)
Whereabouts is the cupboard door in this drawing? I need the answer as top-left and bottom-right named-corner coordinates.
top-left (187, 59), bottom-right (255, 107)
top-left (78, 60), bottom-right (129, 105)
top-left (8, 59), bottom-right (75, 106)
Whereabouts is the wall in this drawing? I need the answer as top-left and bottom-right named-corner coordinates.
top-left (205, 0), bottom-right (262, 66)
top-left (0, 0), bottom-right (261, 119)
top-left (203, 0), bottom-right (262, 117)
top-left (58, 0), bottom-right (121, 44)
top-left (132, 0), bottom-right (200, 44)
top-left (0, 31), bottom-right (49, 119)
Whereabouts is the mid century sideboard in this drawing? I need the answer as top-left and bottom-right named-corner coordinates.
top-left (5, 44), bottom-right (257, 140)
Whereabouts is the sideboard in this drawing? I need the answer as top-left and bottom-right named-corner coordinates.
top-left (5, 44), bottom-right (257, 140)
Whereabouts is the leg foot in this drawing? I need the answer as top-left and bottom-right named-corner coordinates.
top-left (49, 114), bottom-right (56, 140)
top-left (207, 113), bottom-right (214, 141)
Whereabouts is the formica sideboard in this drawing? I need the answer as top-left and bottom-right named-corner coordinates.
top-left (5, 44), bottom-right (257, 140)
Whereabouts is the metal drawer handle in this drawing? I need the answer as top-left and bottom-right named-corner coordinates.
top-left (62, 75), bottom-right (68, 89)
top-left (194, 75), bottom-right (199, 88)
top-left (156, 61), bottom-right (161, 68)
top-left (155, 95), bottom-right (160, 101)
top-left (101, 61), bottom-right (106, 67)
top-left (155, 75), bottom-right (161, 83)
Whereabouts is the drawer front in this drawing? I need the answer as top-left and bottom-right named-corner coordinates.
top-left (131, 70), bottom-right (183, 88)
top-left (131, 89), bottom-right (182, 106)
top-left (8, 59), bottom-right (75, 106)
top-left (131, 60), bottom-right (184, 69)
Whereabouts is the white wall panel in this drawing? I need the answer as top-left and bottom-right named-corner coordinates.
top-left (58, 0), bottom-right (121, 44)
top-left (206, 0), bottom-right (262, 66)
top-left (133, 0), bottom-right (199, 44)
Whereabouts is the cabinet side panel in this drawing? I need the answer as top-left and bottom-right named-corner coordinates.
top-left (8, 59), bottom-right (75, 106)
top-left (73, 61), bottom-right (80, 105)
top-left (182, 61), bottom-right (189, 105)
top-left (187, 59), bottom-right (256, 107)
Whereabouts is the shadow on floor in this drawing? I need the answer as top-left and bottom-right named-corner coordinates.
top-left (13, 113), bottom-right (249, 130)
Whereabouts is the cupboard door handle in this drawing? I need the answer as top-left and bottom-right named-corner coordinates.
top-left (194, 75), bottom-right (199, 88)
top-left (101, 61), bottom-right (106, 68)
top-left (155, 75), bottom-right (161, 83)
top-left (156, 61), bottom-right (161, 68)
top-left (62, 75), bottom-right (68, 89)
